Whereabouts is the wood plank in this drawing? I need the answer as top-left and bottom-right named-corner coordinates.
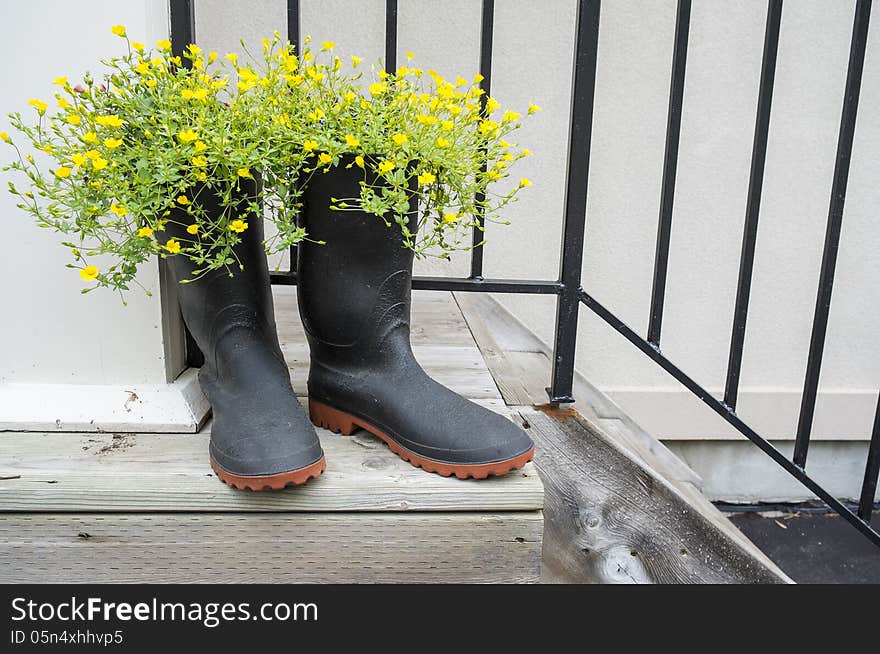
top-left (454, 292), bottom-right (702, 487)
top-left (0, 430), bottom-right (542, 513)
top-left (523, 407), bottom-right (789, 583)
top-left (0, 512), bottom-right (543, 583)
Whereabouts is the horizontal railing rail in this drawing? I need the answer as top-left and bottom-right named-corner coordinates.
top-left (170, 0), bottom-right (880, 547)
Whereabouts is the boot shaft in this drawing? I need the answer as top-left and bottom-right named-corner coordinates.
top-left (297, 158), bottom-right (418, 356)
top-left (163, 178), bottom-right (283, 372)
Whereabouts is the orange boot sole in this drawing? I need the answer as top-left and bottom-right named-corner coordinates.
top-left (309, 399), bottom-right (533, 480)
top-left (210, 455), bottom-right (326, 491)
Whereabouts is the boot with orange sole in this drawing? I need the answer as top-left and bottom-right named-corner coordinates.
top-left (297, 158), bottom-right (534, 479)
top-left (165, 179), bottom-right (325, 490)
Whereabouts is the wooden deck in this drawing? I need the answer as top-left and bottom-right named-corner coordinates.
top-left (0, 289), bottom-right (544, 584)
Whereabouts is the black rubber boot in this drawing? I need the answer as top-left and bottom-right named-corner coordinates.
top-left (297, 160), bottom-right (534, 479)
top-left (164, 179), bottom-right (325, 490)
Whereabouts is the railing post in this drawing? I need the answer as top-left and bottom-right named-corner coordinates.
top-left (548, 0), bottom-right (601, 404)
top-left (794, 0), bottom-right (872, 467)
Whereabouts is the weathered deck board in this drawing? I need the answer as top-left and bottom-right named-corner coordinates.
top-left (0, 512), bottom-right (543, 583)
top-left (524, 407), bottom-right (788, 583)
top-left (0, 430), bottom-right (542, 513)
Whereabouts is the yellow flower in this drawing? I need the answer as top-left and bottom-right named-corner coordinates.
top-left (85, 149), bottom-right (101, 160)
top-left (193, 140), bottom-right (207, 152)
top-left (485, 97), bottom-right (500, 114)
top-left (405, 51), bottom-right (414, 60)
top-left (65, 114), bottom-right (81, 126)
top-left (0, 132), bottom-right (11, 143)
top-left (368, 81), bottom-right (387, 96)
top-left (208, 51), bottom-right (218, 63)
top-left (109, 203), bottom-right (127, 216)
top-left (131, 42), bottom-right (145, 53)
top-left (479, 119), bottom-right (500, 135)
top-left (187, 44), bottom-right (201, 56)
top-left (28, 98), bottom-right (48, 113)
top-left (307, 108), bottom-right (325, 122)
top-left (440, 120), bottom-right (453, 131)
top-left (82, 132), bottom-right (98, 144)
top-left (487, 169), bottom-right (501, 181)
top-left (177, 195), bottom-right (190, 205)
top-left (91, 157), bottom-right (108, 170)
top-left (103, 138), bottom-right (123, 149)
top-left (473, 73), bottom-right (484, 84)
top-left (354, 155), bottom-right (365, 168)
top-left (134, 61), bottom-right (150, 75)
top-left (186, 224), bottom-right (199, 235)
top-left (145, 79), bottom-right (158, 88)
top-left (502, 110), bottom-right (521, 123)
top-left (519, 177), bottom-right (533, 188)
top-left (302, 140), bottom-right (318, 152)
top-left (156, 39), bottom-right (172, 51)
top-left (351, 55), bottom-right (362, 67)
top-left (435, 137), bottom-right (450, 148)
top-left (80, 265), bottom-right (99, 281)
top-left (53, 76), bottom-right (68, 86)
top-left (57, 97), bottom-right (70, 110)
top-left (191, 155), bottom-right (207, 167)
top-left (180, 89), bottom-right (194, 100)
top-left (321, 41), bottom-right (335, 51)
top-left (229, 219), bottom-right (248, 233)
top-left (225, 52), bottom-right (238, 64)
top-left (96, 115), bottom-right (124, 128)
top-left (111, 25), bottom-right (127, 37)
top-left (391, 133), bottom-right (408, 146)
top-left (416, 114), bottom-right (437, 125)
top-left (521, 148), bottom-right (532, 156)
top-left (164, 238), bottom-right (181, 254)
top-left (528, 103), bottom-right (542, 114)
top-left (55, 167), bottom-right (72, 178)
top-left (344, 134), bottom-right (360, 148)
top-left (447, 104), bottom-right (462, 116)
top-left (71, 153), bottom-right (86, 166)
top-left (377, 160), bottom-right (395, 174)
top-left (443, 212), bottom-right (459, 224)
top-left (137, 226), bottom-right (154, 238)
top-left (317, 152), bottom-right (332, 165)
top-left (417, 171), bottom-right (436, 185)
top-left (237, 167), bottom-right (252, 178)
top-left (177, 129), bottom-right (199, 143)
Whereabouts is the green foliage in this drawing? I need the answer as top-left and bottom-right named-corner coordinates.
top-left (2, 27), bottom-right (539, 295)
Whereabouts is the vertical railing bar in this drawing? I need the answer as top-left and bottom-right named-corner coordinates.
top-left (168, 0), bottom-right (201, 365)
top-left (647, 0), bottom-right (691, 347)
top-left (470, 0), bottom-right (495, 279)
top-left (169, 0), bottom-right (195, 61)
top-left (723, 0), bottom-right (783, 410)
top-left (287, 0), bottom-right (301, 275)
top-left (858, 393), bottom-right (880, 521)
top-left (385, 0), bottom-right (398, 72)
top-left (793, 0), bottom-right (872, 467)
top-left (547, 0), bottom-right (601, 404)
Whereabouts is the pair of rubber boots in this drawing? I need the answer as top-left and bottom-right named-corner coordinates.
top-left (166, 167), bottom-right (534, 490)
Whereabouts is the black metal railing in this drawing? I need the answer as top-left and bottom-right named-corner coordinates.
top-left (170, 0), bottom-right (879, 547)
